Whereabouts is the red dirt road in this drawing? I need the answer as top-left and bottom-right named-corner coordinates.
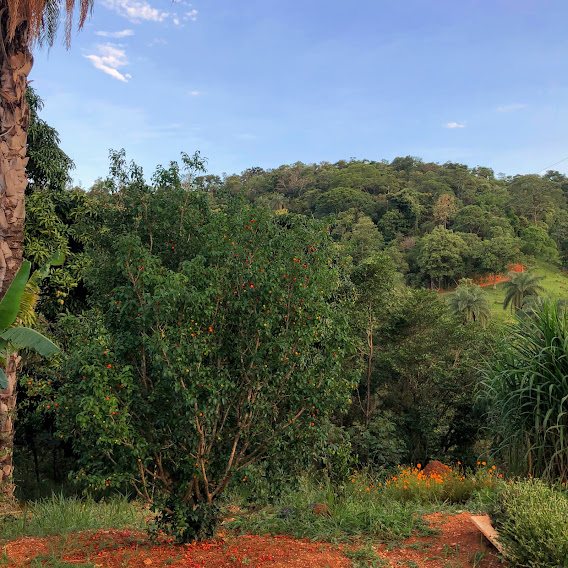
top-left (3, 512), bottom-right (507, 567)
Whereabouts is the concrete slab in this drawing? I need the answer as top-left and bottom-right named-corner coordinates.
top-left (470, 514), bottom-right (507, 556)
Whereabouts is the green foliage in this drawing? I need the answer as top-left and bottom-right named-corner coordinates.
top-left (0, 261), bottom-right (60, 387)
top-left (374, 289), bottom-right (495, 465)
top-left (490, 480), bottom-right (568, 567)
top-left (151, 499), bottom-right (220, 543)
top-left (0, 261), bottom-right (31, 329)
top-left (417, 226), bottom-right (467, 288)
top-left (481, 301), bottom-right (568, 479)
top-left (446, 283), bottom-right (491, 327)
top-left (57, 160), bottom-right (357, 541)
top-left (478, 232), bottom-right (520, 284)
top-left (508, 174), bottom-right (564, 227)
top-left (25, 87), bottom-right (74, 193)
top-left (502, 270), bottom-right (545, 312)
top-left (520, 224), bottom-right (559, 262)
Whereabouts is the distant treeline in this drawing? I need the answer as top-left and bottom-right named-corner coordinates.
top-left (188, 157), bottom-right (568, 288)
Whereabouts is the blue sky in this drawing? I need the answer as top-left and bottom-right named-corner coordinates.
top-left (30, 0), bottom-right (568, 187)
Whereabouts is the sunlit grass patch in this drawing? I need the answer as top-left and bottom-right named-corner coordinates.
top-left (0, 494), bottom-right (146, 540)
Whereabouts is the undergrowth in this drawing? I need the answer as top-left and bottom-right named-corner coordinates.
top-left (0, 494), bottom-right (146, 540)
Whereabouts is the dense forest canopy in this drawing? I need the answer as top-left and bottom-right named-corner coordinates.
top-left (190, 157), bottom-right (568, 288)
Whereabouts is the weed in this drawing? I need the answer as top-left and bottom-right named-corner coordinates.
top-left (344, 544), bottom-right (387, 567)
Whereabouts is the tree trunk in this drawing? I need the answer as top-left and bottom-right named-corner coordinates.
top-left (0, 42), bottom-right (31, 293)
top-left (0, 352), bottom-right (20, 500)
top-left (0, 33), bottom-right (33, 501)
top-left (365, 303), bottom-right (373, 430)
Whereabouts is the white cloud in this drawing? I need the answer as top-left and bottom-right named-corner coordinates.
top-left (95, 29), bottom-right (134, 38)
top-left (184, 9), bottom-right (198, 21)
top-left (445, 122), bottom-right (466, 129)
top-left (101, 0), bottom-right (169, 22)
top-left (147, 38), bottom-right (167, 47)
top-left (84, 44), bottom-right (130, 82)
top-left (496, 103), bottom-right (528, 112)
top-left (188, 91), bottom-right (201, 96)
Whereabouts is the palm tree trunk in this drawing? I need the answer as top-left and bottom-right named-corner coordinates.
top-left (0, 34), bottom-right (33, 501)
top-left (0, 352), bottom-right (19, 499)
top-left (0, 41), bottom-right (31, 293)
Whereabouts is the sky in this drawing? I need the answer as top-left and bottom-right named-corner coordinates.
top-left (29, 0), bottom-right (568, 188)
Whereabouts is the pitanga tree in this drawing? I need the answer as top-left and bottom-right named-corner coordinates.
top-left (57, 162), bottom-right (356, 540)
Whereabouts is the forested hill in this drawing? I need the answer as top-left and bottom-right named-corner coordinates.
top-left (194, 157), bottom-right (568, 289)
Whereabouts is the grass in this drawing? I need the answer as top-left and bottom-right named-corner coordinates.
top-left (0, 494), bottom-right (146, 540)
top-left (224, 475), bottom-right (446, 544)
top-left (448, 261), bottom-right (568, 324)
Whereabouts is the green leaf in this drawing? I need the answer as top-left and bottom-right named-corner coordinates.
top-left (1, 327), bottom-right (59, 357)
top-left (28, 251), bottom-right (65, 288)
top-left (0, 368), bottom-right (7, 389)
top-left (0, 261), bottom-right (31, 330)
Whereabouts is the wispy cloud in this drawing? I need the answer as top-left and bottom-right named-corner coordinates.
top-left (101, 0), bottom-right (169, 22)
top-left (147, 38), bottom-right (167, 47)
top-left (184, 9), bottom-right (198, 21)
top-left (188, 91), bottom-right (201, 96)
top-left (84, 44), bottom-right (131, 82)
top-left (496, 103), bottom-right (528, 112)
top-left (445, 122), bottom-right (466, 129)
top-left (95, 29), bottom-right (134, 38)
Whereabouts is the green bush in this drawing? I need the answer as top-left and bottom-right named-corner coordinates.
top-left (490, 479), bottom-right (568, 567)
top-left (57, 156), bottom-right (357, 542)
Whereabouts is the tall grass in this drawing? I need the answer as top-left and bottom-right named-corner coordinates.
top-left (225, 475), bottom-right (433, 543)
top-left (0, 494), bottom-right (146, 540)
top-left (481, 300), bottom-right (568, 479)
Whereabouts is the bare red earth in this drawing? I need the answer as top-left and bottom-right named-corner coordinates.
top-left (3, 513), bottom-right (507, 568)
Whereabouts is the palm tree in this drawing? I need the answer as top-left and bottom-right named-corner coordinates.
top-left (0, 1), bottom-right (92, 499)
top-left (503, 271), bottom-right (545, 313)
top-left (447, 284), bottom-right (491, 327)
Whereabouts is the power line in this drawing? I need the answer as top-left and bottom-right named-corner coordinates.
top-left (536, 155), bottom-right (568, 174)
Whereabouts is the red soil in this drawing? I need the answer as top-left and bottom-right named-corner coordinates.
top-left (3, 513), bottom-right (507, 568)
top-left (421, 460), bottom-right (451, 478)
top-left (439, 263), bottom-right (525, 295)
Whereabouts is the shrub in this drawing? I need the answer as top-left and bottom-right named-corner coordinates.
top-left (56, 158), bottom-right (357, 542)
top-left (490, 479), bottom-right (568, 567)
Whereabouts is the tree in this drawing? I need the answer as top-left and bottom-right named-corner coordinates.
top-left (479, 232), bottom-right (520, 288)
top-left (57, 161), bottom-right (356, 539)
top-left (340, 214), bottom-right (384, 263)
top-left (503, 271), bottom-right (545, 313)
top-left (350, 253), bottom-right (397, 430)
top-left (26, 87), bottom-right (74, 193)
top-left (0, 0), bottom-right (93, 500)
top-left (432, 193), bottom-right (458, 229)
top-left (417, 226), bottom-right (467, 289)
top-left (520, 224), bottom-right (559, 262)
top-left (375, 289), bottom-right (494, 465)
top-left (508, 174), bottom-right (564, 227)
top-left (0, 0), bottom-right (92, 295)
top-left (446, 281), bottom-right (491, 327)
